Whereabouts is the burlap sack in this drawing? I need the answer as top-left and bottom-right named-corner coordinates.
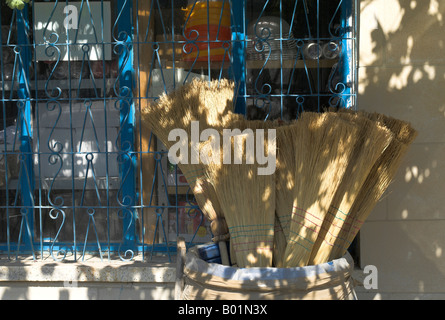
top-left (181, 248), bottom-right (357, 300)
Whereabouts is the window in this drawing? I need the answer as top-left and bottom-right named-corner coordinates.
top-left (0, 0), bottom-right (358, 262)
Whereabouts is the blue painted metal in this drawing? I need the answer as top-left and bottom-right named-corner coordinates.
top-left (0, 3), bottom-right (10, 260)
top-left (340, 0), bottom-right (354, 109)
top-left (16, 5), bottom-right (35, 258)
top-left (230, 0), bottom-right (246, 115)
top-left (116, 0), bottom-right (137, 261)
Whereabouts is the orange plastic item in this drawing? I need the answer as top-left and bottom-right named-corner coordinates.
top-left (183, 25), bottom-right (231, 40)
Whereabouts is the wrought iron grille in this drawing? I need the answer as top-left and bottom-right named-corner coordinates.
top-left (0, 0), bottom-right (358, 262)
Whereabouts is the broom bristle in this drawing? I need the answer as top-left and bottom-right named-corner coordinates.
top-left (273, 121), bottom-right (298, 267)
top-left (283, 112), bottom-right (359, 267)
top-left (273, 213), bottom-right (287, 268)
top-left (178, 116), bottom-right (274, 241)
top-left (223, 118), bottom-right (284, 266)
top-left (139, 79), bottom-right (240, 242)
top-left (140, 78), bottom-right (240, 150)
top-left (308, 111), bottom-right (394, 265)
top-left (203, 132), bottom-right (276, 268)
top-left (327, 111), bottom-right (418, 261)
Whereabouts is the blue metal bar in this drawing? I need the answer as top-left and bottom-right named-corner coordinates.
top-left (317, 0), bottom-right (320, 112)
top-left (117, 0), bottom-right (137, 258)
top-left (97, 0), bottom-right (112, 262)
top-left (0, 1), bottom-right (12, 260)
top-left (134, 0), bottom-right (143, 261)
top-left (340, 0), bottom-right (353, 109)
top-left (0, 243), bottom-right (178, 256)
top-left (231, 0), bottom-right (246, 115)
top-left (66, 0), bottom-right (78, 262)
top-left (30, 0), bottom-right (44, 260)
top-left (16, 5), bottom-right (35, 256)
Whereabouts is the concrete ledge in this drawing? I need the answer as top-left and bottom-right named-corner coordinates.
top-left (0, 256), bottom-right (177, 300)
top-left (0, 258), bottom-right (176, 283)
top-left (0, 281), bottom-right (176, 300)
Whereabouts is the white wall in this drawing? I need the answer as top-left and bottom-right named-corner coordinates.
top-left (357, 0), bottom-right (445, 299)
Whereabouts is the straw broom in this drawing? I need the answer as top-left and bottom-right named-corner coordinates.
top-left (202, 131), bottom-right (276, 268)
top-left (140, 79), bottom-right (242, 265)
top-left (200, 117), bottom-right (277, 267)
top-left (308, 111), bottom-right (393, 265)
top-left (222, 118), bottom-right (279, 267)
top-left (273, 121), bottom-right (298, 267)
top-left (326, 112), bottom-right (418, 261)
top-left (225, 118), bottom-right (285, 267)
top-left (273, 214), bottom-right (287, 267)
top-left (173, 112), bottom-right (242, 266)
top-left (283, 112), bottom-right (359, 267)
top-left (180, 116), bottom-right (277, 266)
top-left (222, 119), bottom-right (279, 268)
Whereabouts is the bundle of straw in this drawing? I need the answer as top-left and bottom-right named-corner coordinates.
top-left (283, 112), bottom-right (359, 267)
top-left (273, 121), bottom-right (298, 267)
top-left (272, 216), bottom-right (287, 268)
top-left (140, 79), bottom-right (242, 264)
top-left (142, 77), bottom-right (417, 270)
top-left (222, 118), bottom-right (280, 267)
top-left (203, 131), bottom-right (276, 268)
top-left (323, 111), bottom-right (418, 261)
top-left (308, 111), bottom-right (394, 265)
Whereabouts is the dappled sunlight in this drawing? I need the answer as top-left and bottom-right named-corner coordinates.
top-left (247, 253), bottom-right (258, 266)
top-left (358, 0), bottom-right (445, 298)
top-left (388, 66), bottom-right (412, 91)
top-left (428, 0), bottom-right (442, 20)
top-left (285, 172), bottom-right (294, 190)
top-left (404, 165), bottom-right (430, 184)
top-left (434, 243), bottom-right (442, 258)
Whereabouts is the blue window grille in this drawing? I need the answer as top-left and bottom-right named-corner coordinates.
top-left (0, 0), bottom-right (358, 262)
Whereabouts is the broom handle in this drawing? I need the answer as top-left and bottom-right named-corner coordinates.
top-left (218, 241), bottom-right (230, 266)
